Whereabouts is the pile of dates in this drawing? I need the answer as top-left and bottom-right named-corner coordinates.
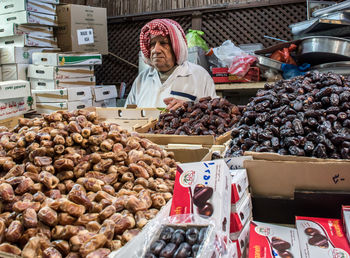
top-left (145, 226), bottom-right (207, 258)
top-left (149, 97), bottom-right (242, 136)
top-left (226, 71), bottom-right (350, 159)
top-left (0, 109), bottom-right (176, 257)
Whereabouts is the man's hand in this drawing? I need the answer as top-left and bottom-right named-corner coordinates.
top-left (163, 97), bottom-right (185, 111)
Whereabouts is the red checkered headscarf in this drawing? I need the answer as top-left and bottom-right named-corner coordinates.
top-left (140, 19), bottom-right (188, 66)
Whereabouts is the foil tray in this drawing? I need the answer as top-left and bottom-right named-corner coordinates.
top-left (256, 55), bottom-right (283, 71)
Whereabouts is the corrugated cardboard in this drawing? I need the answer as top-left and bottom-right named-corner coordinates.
top-left (56, 4), bottom-right (108, 54)
top-left (0, 115), bottom-right (23, 130)
top-left (2, 64), bottom-right (28, 81)
top-left (32, 52), bottom-right (102, 66)
top-left (92, 85), bottom-right (117, 101)
top-left (28, 65), bottom-right (94, 79)
top-left (135, 120), bottom-right (232, 146)
top-left (0, 34), bottom-right (57, 48)
top-left (0, 24), bottom-right (54, 38)
top-left (0, 0), bottom-right (56, 16)
top-left (30, 76), bottom-right (95, 90)
top-left (0, 46), bottom-right (52, 64)
top-left (165, 148), bottom-right (212, 163)
top-left (0, 10), bottom-right (57, 26)
top-left (94, 107), bottom-right (160, 131)
top-left (93, 98), bottom-right (117, 108)
top-left (0, 96), bottom-right (34, 119)
top-left (36, 99), bottom-right (92, 113)
top-left (33, 87), bottom-right (92, 102)
top-left (243, 152), bottom-right (350, 198)
top-left (0, 80), bottom-right (30, 100)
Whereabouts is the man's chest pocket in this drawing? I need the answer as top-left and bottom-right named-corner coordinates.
top-left (169, 76), bottom-right (197, 101)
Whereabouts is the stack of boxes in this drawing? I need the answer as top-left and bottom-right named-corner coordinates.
top-left (30, 52), bottom-right (102, 113)
top-left (0, 0), bottom-right (59, 82)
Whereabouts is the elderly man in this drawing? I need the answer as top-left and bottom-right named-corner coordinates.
top-left (125, 19), bottom-right (217, 110)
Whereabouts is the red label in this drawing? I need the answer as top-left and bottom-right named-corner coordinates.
top-left (248, 222), bottom-right (274, 258)
top-left (170, 166), bottom-right (192, 217)
top-left (230, 213), bottom-right (243, 233)
top-left (231, 184), bottom-right (239, 204)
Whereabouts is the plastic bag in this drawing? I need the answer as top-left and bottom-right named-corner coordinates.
top-left (209, 40), bottom-right (246, 68)
top-left (136, 214), bottom-right (236, 258)
top-left (281, 63), bottom-right (310, 79)
top-left (228, 55), bottom-right (257, 77)
top-left (270, 43), bottom-right (297, 65)
top-left (186, 29), bottom-right (209, 52)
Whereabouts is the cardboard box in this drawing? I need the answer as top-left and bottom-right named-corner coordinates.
top-left (233, 220), bottom-right (250, 258)
top-left (0, 80), bottom-right (30, 100)
top-left (135, 120), bottom-right (232, 146)
top-left (0, 0), bottom-right (56, 16)
top-left (28, 65), bottom-right (94, 79)
top-left (165, 148), bottom-right (212, 163)
top-left (33, 87), bottom-right (92, 103)
top-left (244, 151), bottom-right (350, 198)
top-left (0, 47), bottom-right (53, 64)
top-left (342, 206), bottom-right (350, 244)
top-left (0, 24), bottom-right (54, 38)
top-left (230, 193), bottom-right (252, 234)
top-left (0, 67), bottom-right (2, 81)
top-left (296, 216), bottom-right (350, 257)
top-left (30, 76), bottom-right (95, 90)
top-left (248, 221), bottom-right (301, 258)
top-left (1, 64), bottom-right (28, 81)
top-left (93, 98), bottom-right (117, 108)
top-left (230, 169), bottom-right (249, 205)
top-left (212, 67), bottom-right (260, 83)
top-left (93, 107), bottom-right (160, 132)
top-left (0, 96), bottom-right (34, 120)
top-left (0, 115), bottom-right (23, 130)
top-left (36, 99), bottom-right (92, 113)
top-left (92, 85), bottom-right (117, 101)
top-left (170, 159), bottom-right (232, 239)
top-left (56, 4), bottom-right (108, 54)
top-left (32, 52), bottom-right (102, 66)
top-left (0, 11), bottom-right (57, 26)
top-left (0, 34), bottom-right (57, 48)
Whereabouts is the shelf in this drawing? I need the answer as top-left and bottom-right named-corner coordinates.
top-left (215, 82), bottom-right (267, 91)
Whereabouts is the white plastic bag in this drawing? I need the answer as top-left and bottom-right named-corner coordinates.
top-left (212, 40), bottom-right (247, 67)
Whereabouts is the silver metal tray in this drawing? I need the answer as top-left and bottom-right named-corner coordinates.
top-left (256, 55), bottom-right (283, 71)
top-left (313, 0), bottom-right (350, 17)
top-left (311, 61), bottom-right (350, 75)
top-left (298, 36), bottom-right (350, 65)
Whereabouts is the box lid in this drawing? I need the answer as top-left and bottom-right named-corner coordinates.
top-left (92, 85), bottom-right (117, 101)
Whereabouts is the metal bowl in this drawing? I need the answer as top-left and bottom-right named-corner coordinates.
top-left (298, 36), bottom-right (350, 65)
top-left (256, 55), bottom-right (283, 71)
top-left (311, 61), bottom-right (350, 75)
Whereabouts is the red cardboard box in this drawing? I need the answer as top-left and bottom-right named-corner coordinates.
top-left (248, 221), bottom-right (301, 258)
top-left (230, 193), bottom-right (252, 234)
top-left (296, 216), bottom-right (350, 257)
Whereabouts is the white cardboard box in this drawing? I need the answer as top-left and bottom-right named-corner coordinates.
top-left (32, 52), bottom-right (102, 66)
top-left (0, 46), bottom-right (52, 64)
top-left (0, 11), bottom-right (57, 26)
top-left (31, 76), bottom-right (95, 90)
top-left (230, 193), bottom-right (252, 235)
top-left (1, 64), bottom-right (28, 81)
top-left (234, 220), bottom-right (250, 258)
top-left (36, 99), bottom-right (92, 113)
top-left (0, 80), bottom-right (30, 100)
top-left (28, 65), bottom-right (94, 79)
top-left (33, 87), bottom-right (92, 102)
top-left (0, 24), bottom-right (54, 38)
top-left (0, 96), bottom-right (34, 119)
top-left (230, 169), bottom-right (249, 205)
top-left (92, 85), bottom-right (117, 101)
top-left (0, 34), bottom-right (57, 48)
top-left (0, 0), bottom-right (56, 16)
top-left (93, 98), bottom-right (117, 108)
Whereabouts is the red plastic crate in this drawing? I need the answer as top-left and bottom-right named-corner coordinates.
top-left (212, 67), bottom-right (260, 83)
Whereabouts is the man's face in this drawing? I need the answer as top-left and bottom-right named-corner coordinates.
top-left (150, 35), bottom-right (176, 72)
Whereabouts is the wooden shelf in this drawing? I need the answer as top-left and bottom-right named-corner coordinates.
top-left (215, 82), bottom-right (267, 91)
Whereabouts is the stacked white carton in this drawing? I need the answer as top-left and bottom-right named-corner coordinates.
top-left (0, 80), bottom-right (35, 119)
top-left (30, 52), bottom-right (102, 113)
top-left (91, 85), bottom-right (118, 107)
top-left (0, 0), bottom-right (59, 82)
top-left (226, 156), bottom-right (254, 258)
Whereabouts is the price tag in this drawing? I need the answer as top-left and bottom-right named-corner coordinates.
top-left (77, 28), bottom-right (94, 45)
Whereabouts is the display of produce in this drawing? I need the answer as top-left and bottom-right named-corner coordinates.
top-left (149, 97), bottom-right (242, 136)
top-left (226, 71), bottom-right (350, 159)
top-left (0, 109), bottom-right (176, 257)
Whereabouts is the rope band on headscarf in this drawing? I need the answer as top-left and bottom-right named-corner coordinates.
top-left (140, 19), bottom-right (188, 66)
